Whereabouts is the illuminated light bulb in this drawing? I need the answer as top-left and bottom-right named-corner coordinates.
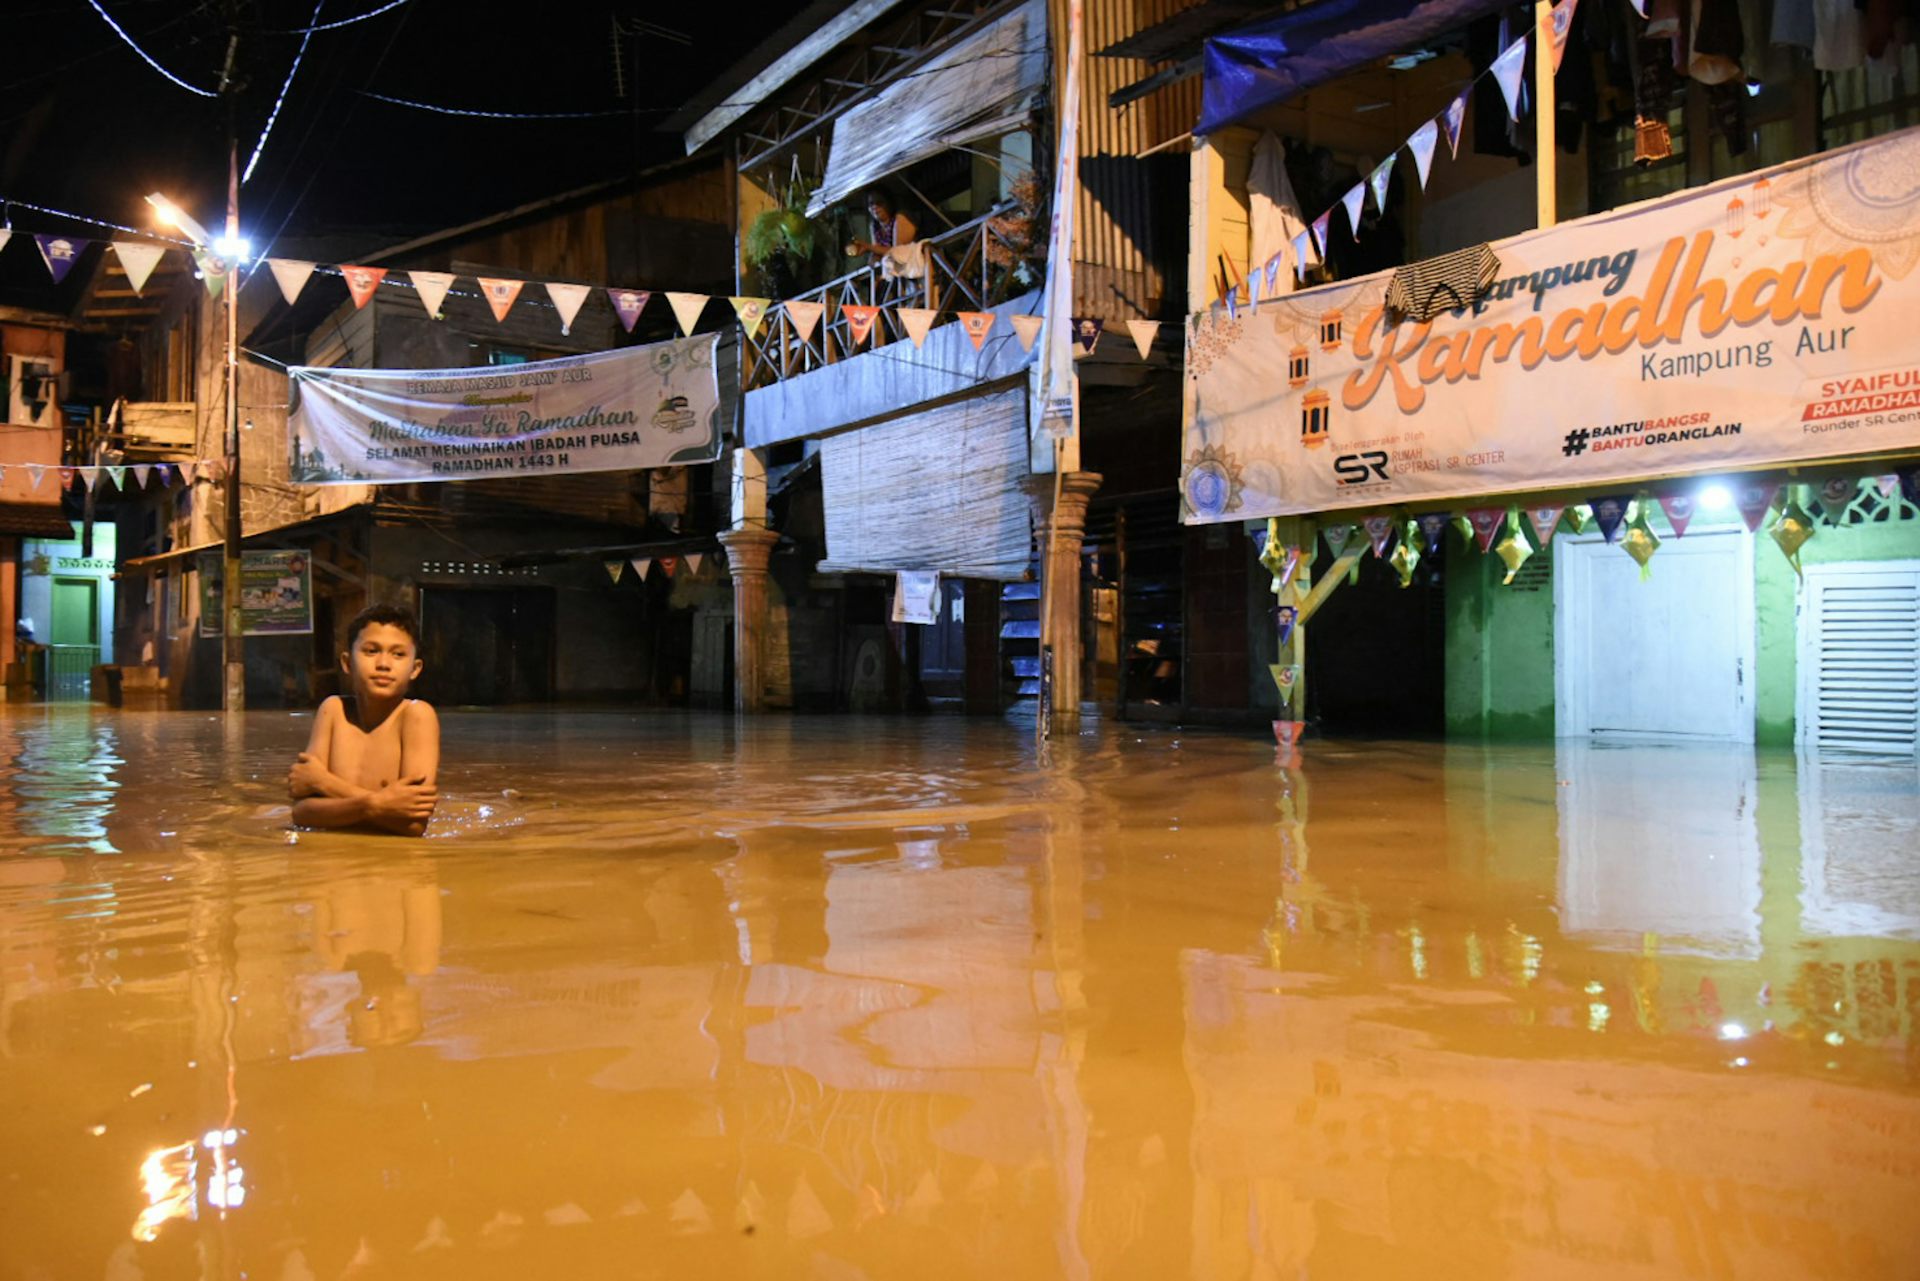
top-left (211, 235), bottom-right (251, 263)
top-left (1699, 483), bottom-right (1733, 511)
top-left (1719, 1021), bottom-right (1747, 1040)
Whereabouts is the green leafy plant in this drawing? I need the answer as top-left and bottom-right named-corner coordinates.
top-left (744, 178), bottom-right (826, 299)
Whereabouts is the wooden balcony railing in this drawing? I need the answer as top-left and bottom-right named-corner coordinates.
top-left (741, 202), bottom-right (1038, 392)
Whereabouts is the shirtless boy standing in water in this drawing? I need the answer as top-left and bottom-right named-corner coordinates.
top-left (288, 604), bottom-right (440, 837)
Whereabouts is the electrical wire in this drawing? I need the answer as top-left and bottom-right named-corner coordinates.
top-left (357, 90), bottom-right (628, 119)
top-left (244, 0), bottom-right (326, 183)
top-left (270, 0), bottom-right (409, 34)
top-left (0, 194), bottom-right (194, 244)
top-left (81, 0), bottom-right (217, 97)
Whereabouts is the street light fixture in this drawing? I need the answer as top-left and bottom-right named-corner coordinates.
top-left (149, 176), bottom-right (247, 712)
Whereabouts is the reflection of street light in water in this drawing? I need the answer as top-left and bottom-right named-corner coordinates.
top-left (146, 183), bottom-right (249, 712)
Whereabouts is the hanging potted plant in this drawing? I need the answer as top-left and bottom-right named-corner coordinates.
top-left (744, 174), bottom-right (827, 301)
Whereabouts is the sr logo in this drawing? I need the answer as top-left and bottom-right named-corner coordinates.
top-left (1332, 450), bottom-right (1389, 484)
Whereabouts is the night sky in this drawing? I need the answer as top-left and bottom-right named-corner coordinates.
top-left (0, 0), bottom-right (759, 287)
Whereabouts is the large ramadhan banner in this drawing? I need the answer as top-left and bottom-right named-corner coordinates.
top-left (287, 335), bottom-right (722, 484)
top-left (1181, 127), bottom-right (1920, 522)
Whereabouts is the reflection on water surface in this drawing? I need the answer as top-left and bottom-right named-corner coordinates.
top-left (1, 707), bottom-right (1916, 1279)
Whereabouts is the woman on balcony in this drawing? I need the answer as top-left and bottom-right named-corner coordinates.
top-left (849, 187), bottom-right (928, 300)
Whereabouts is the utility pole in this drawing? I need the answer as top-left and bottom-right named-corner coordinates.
top-left (221, 35), bottom-right (245, 712)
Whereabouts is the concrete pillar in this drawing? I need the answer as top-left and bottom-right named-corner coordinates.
top-left (1029, 471), bottom-right (1103, 722)
top-left (717, 526), bottom-right (780, 714)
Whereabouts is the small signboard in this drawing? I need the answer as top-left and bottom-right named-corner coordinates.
top-left (198, 549), bottom-right (314, 637)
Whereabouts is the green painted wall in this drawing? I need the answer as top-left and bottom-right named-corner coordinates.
top-left (1444, 538), bottom-right (1556, 740)
top-left (1445, 496), bottom-right (1920, 743)
top-left (1753, 511), bottom-right (1920, 746)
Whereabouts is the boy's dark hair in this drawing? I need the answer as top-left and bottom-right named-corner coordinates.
top-left (344, 602), bottom-right (421, 651)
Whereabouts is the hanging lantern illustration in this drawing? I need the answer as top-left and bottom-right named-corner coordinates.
top-left (1319, 309), bottom-right (1344, 351)
top-left (1724, 196), bottom-right (1747, 239)
top-left (1301, 389), bottom-right (1331, 448)
top-left (1288, 344), bottom-right (1310, 388)
top-left (1751, 177), bottom-right (1772, 220)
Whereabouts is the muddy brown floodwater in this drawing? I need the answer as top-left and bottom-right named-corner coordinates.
top-left (1, 706), bottom-right (1917, 1280)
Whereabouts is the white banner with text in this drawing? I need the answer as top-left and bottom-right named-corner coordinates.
top-left (288, 336), bottom-right (722, 485)
top-left (1181, 127), bottom-right (1920, 521)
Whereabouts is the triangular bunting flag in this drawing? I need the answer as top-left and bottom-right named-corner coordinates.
top-left (1322, 523), bottom-right (1356, 557)
top-left (1010, 313), bottom-right (1044, 353)
top-left (35, 234), bottom-right (88, 285)
top-left (547, 282), bottom-right (591, 335)
top-left (1467, 507), bottom-right (1506, 553)
top-left (609, 288), bottom-right (650, 333)
top-left (660, 556), bottom-right (680, 579)
top-left (605, 560), bottom-right (624, 583)
top-left (1125, 319), bottom-right (1160, 360)
top-left (1270, 664), bottom-right (1301, 702)
top-left (684, 552), bottom-right (705, 575)
top-left (477, 277), bottom-right (522, 323)
top-left (24, 464), bottom-right (46, 491)
top-left (57, 466), bottom-right (75, 490)
top-left (1441, 91), bottom-right (1469, 159)
top-left (729, 295), bottom-right (771, 340)
top-left (1735, 482), bottom-right (1780, 532)
top-left (1416, 512), bottom-right (1451, 555)
top-left (1545, 0), bottom-right (1580, 73)
top-left (1274, 603), bottom-right (1298, 645)
top-left (784, 298), bottom-right (823, 345)
top-left (1813, 475), bottom-right (1858, 524)
top-left (1291, 228), bottom-right (1317, 281)
top-left (1072, 318), bottom-right (1103, 354)
top-left (666, 292), bottom-right (709, 336)
top-left (1309, 211), bottom-right (1332, 256)
top-left (340, 265), bottom-right (386, 309)
top-left (178, 460), bottom-right (198, 484)
top-left (1658, 492), bottom-right (1696, 537)
top-left (1368, 154), bottom-right (1396, 213)
top-left (151, 462), bottom-right (171, 487)
top-left (1363, 514), bottom-right (1396, 558)
top-left (268, 259), bottom-right (315, 307)
top-left (1274, 720), bottom-right (1306, 749)
top-left (1341, 184), bottom-right (1366, 238)
top-left (1492, 35), bottom-right (1530, 122)
top-left (132, 464), bottom-right (152, 488)
top-left (1223, 286), bottom-right (1240, 321)
top-left (841, 303), bottom-right (880, 347)
top-left (1261, 253), bottom-right (1283, 305)
top-left (1526, 506), bottom-right (1563, 547)
top-left (629, 557), bottom-right (651, 580)
top-left (1407, 120), bottom-right (1439, 190)
top-left (1590, 494), bottom-right (1632, 544)
top-left (106, 465), bottom-right (126, 489)
top-left (1877, 474), bottom-right (1900, 498)
top-left (409, 271), bottom-right (455, 320)
top-left (898, 307), bottom-right (937, 348)
top-left (194, 249), bottom-right (227, 299)
top-left (113, 241), bottom-right (166, 295)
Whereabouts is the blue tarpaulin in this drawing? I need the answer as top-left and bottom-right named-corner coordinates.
top-left (1198, 0), bottom-right (1515, 135)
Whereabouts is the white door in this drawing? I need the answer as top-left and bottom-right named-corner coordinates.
top-left (1555, 528), bottom-right (1754, 742)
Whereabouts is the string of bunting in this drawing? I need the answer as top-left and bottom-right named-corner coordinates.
top-left (1210, 0), bottom-right (1578, 320)
top-left (0, 221), bottom-right (1165, 359)
top-left (0, 458), bottom-right (231, 494)
top-left (1287, 470), bottom-right (1920, 592)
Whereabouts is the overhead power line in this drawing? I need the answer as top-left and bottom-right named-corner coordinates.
top-left (82, 0), bottom-right (217, 97)
top-left (245, 0), bottom-right (326, 183)
top-left (271, 0), bottom-right (410, 34)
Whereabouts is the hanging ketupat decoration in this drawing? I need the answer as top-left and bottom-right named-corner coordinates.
top-left (1622, 497), bottom-right (1661, 580)
top-left (1769, 490), bottom-right (1817, 577)
top-left (1390, 519), bottom-right (1421, 587)
top-left (1494, 508), bottom-right (1532, 583)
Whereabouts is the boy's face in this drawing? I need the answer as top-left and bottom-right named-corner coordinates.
top-left (342, 622), bottom-right (421, 698)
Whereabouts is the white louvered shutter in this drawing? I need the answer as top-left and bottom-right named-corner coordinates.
top-left (1799, 562), bottom-right (1920, 755)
